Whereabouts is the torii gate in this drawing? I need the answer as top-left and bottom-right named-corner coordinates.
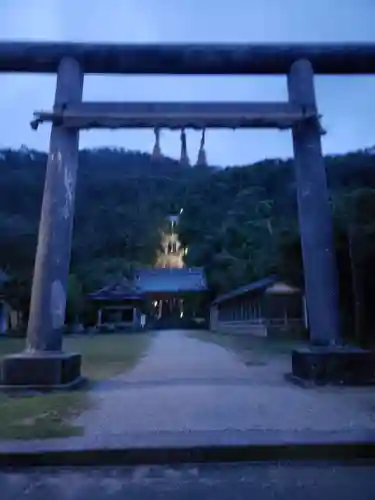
top-left (1, 42), bottom-right (375, 388)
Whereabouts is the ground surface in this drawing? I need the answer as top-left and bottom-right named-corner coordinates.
top-left (2, 329), bottom-right (375, 442)
top-left (75, 330), bottom-right (375, 436)
top-left (1, 463), bottom-right (375, 499)
top-left (0, 334), bottom-right (151, 440)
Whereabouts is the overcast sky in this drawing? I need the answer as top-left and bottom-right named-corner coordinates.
top-left (1, 0), bottom-right (374, 166)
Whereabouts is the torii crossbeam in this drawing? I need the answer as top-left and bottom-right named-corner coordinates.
top-left (0, 41), bottom-right (375, 74)
top-left (31, 101), bottom-right (321, 131)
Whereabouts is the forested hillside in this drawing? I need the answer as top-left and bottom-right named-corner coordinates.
top-left (1, 145), bottom-right (375, 342)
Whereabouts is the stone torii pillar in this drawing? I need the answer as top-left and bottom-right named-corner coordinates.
top-left (1, 58), bottom-right (83, 388)
top-left (285, 59), bottom-right (373, 385)
top-left (288, 59), bottom-right (341, 346)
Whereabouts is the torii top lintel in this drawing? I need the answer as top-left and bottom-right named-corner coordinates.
top-left (1, 42), bottom-right (375, 75)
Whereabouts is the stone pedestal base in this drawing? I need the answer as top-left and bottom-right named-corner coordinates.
top-left (0, 351), bottom-right (82, 390)
top-left (288, 345), bottom-right (375, 386)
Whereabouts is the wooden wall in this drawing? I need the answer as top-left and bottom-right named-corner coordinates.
top-left (210, 288), bottom-right (305, 338)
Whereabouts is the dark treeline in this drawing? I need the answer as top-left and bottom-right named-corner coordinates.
top-left (1, 145), bottom-right (375, 343)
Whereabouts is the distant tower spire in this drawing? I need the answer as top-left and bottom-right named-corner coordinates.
top-left (152, 128), bottom-right (162, 160)
top-left (196, 129), bottom-right (207, 166)
top-left (155, 214), bottom-right (185, 268)
top-left (180, 129), bottom-right (190, 166)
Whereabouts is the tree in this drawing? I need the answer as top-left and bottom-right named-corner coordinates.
top-left (2, 272), bottom-right (32, 333)
top-left (219, 188), bottom-right (278, 282)
top-left (330, 188), bottom-right (375, 345)
top-left (66, 274), bottom-right (85, 326)
top-left (75, 257), bottom-right (140, 293)
top-left (1, 144), bottom-right (375, 329)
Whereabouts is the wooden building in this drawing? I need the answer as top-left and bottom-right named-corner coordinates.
top-left (88, 267), bottom-right (208, 331)
top-left (210, 276), bottom-right (307, 338)
top-left (88, 279), bottom-right (145, 332)
top-left (135, 267), bottom-right (207, 324)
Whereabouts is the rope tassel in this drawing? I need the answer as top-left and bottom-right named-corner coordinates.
top-left (196, 129), bottom-right (207, 166)
top-left (152, 128), bottom-right (162, 160)
top-left (180, 129), bottom-right (190, 166)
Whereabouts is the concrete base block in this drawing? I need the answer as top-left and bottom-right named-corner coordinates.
top-left (0, 351), bottom-right (82, 391)
top-left (289, 345), bottom-right (375, 386)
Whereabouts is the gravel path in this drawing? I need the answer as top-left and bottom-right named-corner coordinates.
top-left (75, 330), bottom-right (375, 436)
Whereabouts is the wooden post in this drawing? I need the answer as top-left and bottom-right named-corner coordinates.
top-left (97, 308), bottom-right (102, 327)
top-left (0, 302), bottom-right (7, 333)
top-left (303, 295), bottom-right (308, 330)
top-left (26, 57), bottom-right (83, 351)
top-left (288, 59), bottom-right (340, 345)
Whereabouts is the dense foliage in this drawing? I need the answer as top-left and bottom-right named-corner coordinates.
top-left (1, 145), bottom-right (375, 342)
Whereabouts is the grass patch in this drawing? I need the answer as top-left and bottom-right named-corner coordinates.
top-left (189, 330), bottom-right (306, 366)
top-left (65, 333), bottom-right (152, 382)
top-left (0, 332), bottom-right (152, 440)
top-left (0, 391), bottom-right (90, 440)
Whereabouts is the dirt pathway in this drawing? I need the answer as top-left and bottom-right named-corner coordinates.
top-left (75, 330), bottom-right (375, 437)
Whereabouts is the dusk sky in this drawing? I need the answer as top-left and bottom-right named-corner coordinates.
top-left (1, 0), bottom-right (375, 166)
